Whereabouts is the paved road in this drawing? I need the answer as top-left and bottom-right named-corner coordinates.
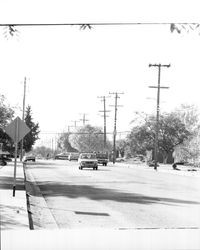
top-left (26, 159), bottom-right (200, 229)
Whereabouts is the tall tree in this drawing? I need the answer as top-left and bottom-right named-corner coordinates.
top-left (0, 95), bottom-right (15, 153)
top-left (173, 104), bottom-right (200, 163)
top-left (126, 112), bottom-right (190, 163)
top-left (57, 132), bottom-right (78, 152)
top-left (69, 124), bottom-right (112, 152)
top-left (23, 105), bottom-right (40, 152)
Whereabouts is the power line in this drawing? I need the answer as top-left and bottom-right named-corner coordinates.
top-left (148, 63), bottom-right (170, 170)
top-left (0, 22), bottom-right (198, 27)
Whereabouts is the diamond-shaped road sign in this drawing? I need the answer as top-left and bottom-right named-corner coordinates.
top-left (5, 116), bottom-right (30, 143)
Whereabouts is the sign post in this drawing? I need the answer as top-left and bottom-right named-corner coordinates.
top-left (5, 117), bottom-right (30, 197)
top-left (13, 117), bottom-right (19, 196)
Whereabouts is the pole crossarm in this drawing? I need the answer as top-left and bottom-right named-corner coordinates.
top-left (149, 63), bottom-right (171, 68)
top-left (149, 86), bottom-right (169, 89)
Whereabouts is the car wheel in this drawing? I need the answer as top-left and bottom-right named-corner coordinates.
top-left (105, 163), bottom-right (107, 166)
top-left (96, 167), bottom-right (98, 170)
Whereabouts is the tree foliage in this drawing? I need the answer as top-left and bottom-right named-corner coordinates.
top-left (173, 104), bottom-right (200, 163)
top-left (23, 105), bottom-right (40, 152)
top-left (57, 132), bottom-right (78, 152)
top-left (69, 125), bottom-right (111, 152)
top-left (126, 112), bottom-right (190, 163)
top-left (32, 146), bottom-right (52, 158)
top-left (0, 95), bottom-right (15, 153)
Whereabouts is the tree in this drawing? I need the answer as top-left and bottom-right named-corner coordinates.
top-left (0, 95), bottom-right (15, 153)
top-left (57, 132), bottom-right (78, 152)
top-left (116, 139), bottom-right (128, 158)
top-left (69, 124), bottom-right (112, 152)
top-left (173, 104), bottom-right (200, 163)
top-left (32, 146), bottom-right (52, 158)
top-left (170, 23), bottom-right (200, 35)
top-left (23, 105), bottom-right (40, 152)
top-left (126, 112), bottom-right (190, 163)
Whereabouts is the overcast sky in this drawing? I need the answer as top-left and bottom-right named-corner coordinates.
top-left (0, 1), bottom-right (200, 147)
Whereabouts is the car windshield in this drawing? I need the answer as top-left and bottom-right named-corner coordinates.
top-left (81, 154), bottom-right (96, 159)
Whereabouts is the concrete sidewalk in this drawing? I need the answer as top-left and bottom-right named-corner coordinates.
top-left (0, 161), bottom-right (29, 230)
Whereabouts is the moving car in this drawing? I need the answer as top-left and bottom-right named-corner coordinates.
top-left (68, 152), bottom-right (79, 161)
top-left (78, 153), bottom-right (98, 170)
top-left (23, 155), bottom-right (36, 162)
top-left (55, 153), bottom-right (70, 160)
top-left (96, 152), bottom-right (109, 166)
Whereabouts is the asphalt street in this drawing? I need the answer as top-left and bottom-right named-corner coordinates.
top-left (25, 159), bottom-right (200, 229)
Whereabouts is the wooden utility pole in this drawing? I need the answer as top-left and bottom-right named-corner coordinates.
top-left (149, 63), bottom-right (170, 170)
top-left (109, 92), bottom-right (124, 164)
top-left (79, 113), bottom-right (89, 126)
top-left (98, 96), bottom-right (110, 150)
top-left (20, 77), bottom-right (26, 161)
top-left (70, 120), bottom-right (79, 128)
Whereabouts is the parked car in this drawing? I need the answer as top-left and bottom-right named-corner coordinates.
top-left (23, 155), bottom-right (36, 162)
top-left (148, 160), bottom-right (159, 167)
top-left (78, 153), bottom-right (98, 170)
top-left (68, 152), bottom-right (79, 161)
top-left (0, 157), bottom-right (7, 166)
top-left (55, 153), bottom-right (70, 160)
top-left (96, 152), bottom-right (109, 166)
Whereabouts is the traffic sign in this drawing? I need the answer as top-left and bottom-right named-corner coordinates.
top-left (5, 116), bottom-right (30, 143)
top-left (5, 117), bottom-right (30, 197)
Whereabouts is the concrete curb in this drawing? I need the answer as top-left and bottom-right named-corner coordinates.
top-left (23, 163), bottom-right (58, 229)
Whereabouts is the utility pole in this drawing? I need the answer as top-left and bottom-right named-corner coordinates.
top-left (20, 77), bottom-right (26, 161)
top-left (67, 125), bottom-right (73, 133)
top-left (70, 120), bottom-right (79, 128)
top-left (149, 63), bottom-right (170, 170)
top-left (79, 113), bottom-right (89, 126)
top-left (98, 96), bottom-right (110, 150)
top-left (109, 92), bottom-right (124, 164)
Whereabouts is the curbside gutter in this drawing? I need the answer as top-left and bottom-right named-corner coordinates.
top-left (23, 163), bottom-right (58, 230)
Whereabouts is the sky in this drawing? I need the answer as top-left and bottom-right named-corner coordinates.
top-left (0, 1), bottom-right (200, 148)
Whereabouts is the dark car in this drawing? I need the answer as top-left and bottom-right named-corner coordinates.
top-left (0, 157), bottom-right (7, 166)
top-left (55, 153), bottom-right (70, 160)
top-left (23, 155), bottom-right (36, 162)
top-left (148, 160), bottom-right (159, 167)
top-left (96, 152), bottom-right (109, 166)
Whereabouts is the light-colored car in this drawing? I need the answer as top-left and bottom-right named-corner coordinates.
top-left (68, 152), bottom-right (79, 161)
top-left (78, 153), bottom-right (98, 170)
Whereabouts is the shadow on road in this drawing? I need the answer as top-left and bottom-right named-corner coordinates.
top-left (0, 176), bottom-right (25, 190)
top-left (33, 181), bottom-right (200, 206)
